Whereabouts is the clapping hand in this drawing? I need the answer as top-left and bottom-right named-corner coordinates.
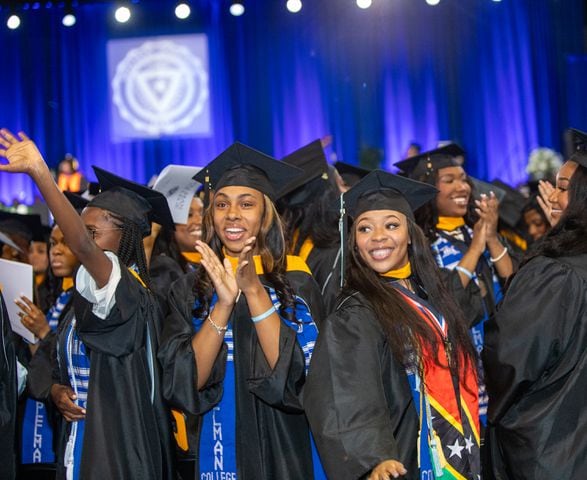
top-left (195, 240), bottom-right (239, 308)
top-left (235, 237), bottom-right (264, 295)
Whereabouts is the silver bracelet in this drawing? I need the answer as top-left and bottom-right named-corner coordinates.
top-left (207, 314), bottom-right (228, 336)
top-left (490, 246), bottom-right (508, 263)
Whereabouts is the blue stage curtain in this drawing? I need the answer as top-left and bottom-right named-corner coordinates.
top-left (0, 0), bottom-right (584, 205)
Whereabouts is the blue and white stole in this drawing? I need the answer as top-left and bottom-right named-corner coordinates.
top-left (21, 288), bottom-right (73, 465)
top-left (431, 226), bottom-right (503, 425)
top-left (195, 288), bottom-right (321, 478)
top-left (63, 317), bottom-right (90, 480)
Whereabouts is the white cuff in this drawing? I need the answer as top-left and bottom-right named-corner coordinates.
top-left (75, 251), bottom-right (121, 319)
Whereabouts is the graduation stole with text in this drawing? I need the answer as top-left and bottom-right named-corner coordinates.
top-left (398, 290), bottom-right (481, 480)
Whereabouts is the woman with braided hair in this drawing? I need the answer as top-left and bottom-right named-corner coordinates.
top-left (0, 129), bottom-right (174, 480)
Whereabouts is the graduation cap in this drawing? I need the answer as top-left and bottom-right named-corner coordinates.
top-left (334, 161), bottom-right (370, 188)
top-left (336, 170), bottom-right (438, 287)
top-left (566, 128), bottom-right (587, 168)
top-left (63, 191), bottom-right (90, 213)
top-left (342, 170), bottom-right (438, 221)
top-left (0, 231), bottom-right (24, 253)
top-left (0, 211), bottom-right (46, 243)
top-left (470, 177), bottom-right (506, 203)
top-left (394, 143), bottom-right (466, 179)
top-left (193, 142), bottom-right (304, 202)
top-left (491, 180), bottom-right (528, 229)
top-left (90, 166), bottom-right (175, 237)
top-left (280, 139), bottom-right (329, 200)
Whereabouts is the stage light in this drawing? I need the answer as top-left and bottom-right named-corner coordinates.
top-left (62, 12), bottom-right (76, 26)
top-left (175, 2), bottom-right (191, 19)
top-left (425, 0), bottom-right (440, 5)
top-left (114, 5), bottom-right (131, 23)
top-left (286, 0), bottom-right (302, 13)
top-left (229, 1), bottom-right (244, 16)
top-left (7, 14), bottom-right (20, 30)
top-left (356, 0), bottom-right (372, 8)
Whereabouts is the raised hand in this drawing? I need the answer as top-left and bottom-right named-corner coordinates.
top-left (537, 180), bottom-right (555, 226)
top-left (15, 295), bottom-right (51, 340)
top-left (235, 237), bottom-right (264, 295)
top-left (50, 384), bottom-right (86, 422)
top-left (0, 129), bottom-right (48, 177)
top-left (368, 459), bottom-right (407, 479)
top-left (195, 240), bottom-right (239, 307)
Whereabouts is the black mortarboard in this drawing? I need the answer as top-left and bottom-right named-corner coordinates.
top-left (280, 139), bottom-right (329, 198)
top-left (470, 178), bottom-right (506, 203)
top-left (63, 191), bottom-right (90, 213)
top-left (334, 161), bottom-right (371, 188)
top-left (193, 142), bottom-right (304, 201)
top-left (342, 170), bottom-right (438, 220)
top-left (90, 166), bottom-right (175, 237)
top-left (0, 211), bottom-right (46, 243)
top-left (394, 143), bottom-right (466, 179)
top-left (336, 170), bottom-right (437, 287)
top-left (0, 231), bottom-right (23, 252)
top-left (490, 180), bottom-right (527, 229)
top-left (566, 128), bottom-right (587, 168)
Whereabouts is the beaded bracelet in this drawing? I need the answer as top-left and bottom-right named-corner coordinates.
top-left (251, 305), bottom-right (276, 323)
top-left (207, 314), bottom-right (228, 336)
top-left (490, 246), bottom-right (508, 263)
top-left (455, 266), bottom-right (474, 280)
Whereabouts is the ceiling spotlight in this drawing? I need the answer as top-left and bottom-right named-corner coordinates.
top-left (425, 0), bottom-right (440, 4)
top-left (7, 14), bottom-right (21, 30)
top-left (357, 0), bottom-right (372, 8)
top-left (229, 1), bottom-right (244, 16)
top-left (114, 6), bottom-right (131, 23)
top-left (62, 12), bottom-right (76, 26)
top-left (286, 0), bottom-right (302, 13)
top-left (175, 2), bottom-right (191, 19)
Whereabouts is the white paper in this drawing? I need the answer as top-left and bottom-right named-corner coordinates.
top-left (0, 258), bottom-right (36, 343)
top-left (152, 165), bottom-right (202, 225)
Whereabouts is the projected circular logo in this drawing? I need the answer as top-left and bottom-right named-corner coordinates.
top-left (112, 40), bottom-right (209, 136)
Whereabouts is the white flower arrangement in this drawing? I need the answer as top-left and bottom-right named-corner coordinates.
top-left (526, 147), bottom-right (563, 180)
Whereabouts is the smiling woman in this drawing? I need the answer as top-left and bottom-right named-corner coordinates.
top-left (158, 142), bottom-right (326, 479)
top-left (305, 170), bottom-right (480, 480)
top-left (395, 143), bottom-right (516, 429)
top-left (484, 128), bottom-right (587, 479)
top-left (0, 129), bottom-right (175, 480)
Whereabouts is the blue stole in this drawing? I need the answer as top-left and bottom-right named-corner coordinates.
top-left (63, 319), bottom-right (90, 480)
top-left (195, 288), bottom-right (324, 478)
top-left (21, 289), bottom-right (73, 465)
top-left (195, 293), bottom-right (238, 478)
top-left (431, 226), bottom-right (503, 426)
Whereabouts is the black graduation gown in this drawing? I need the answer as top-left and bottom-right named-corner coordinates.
top-left (304, 292), bottom-right (420, 480)
top-left (50, 266), bottom-right (175, 480)
top-left (0, 291), bottom-right (18, 480)
top-left (483, 254), bottom-right (587, 480)
top-left (305, 244), bottom-right (341, 316)
top-left (158, 266), bottom-right (324, 480)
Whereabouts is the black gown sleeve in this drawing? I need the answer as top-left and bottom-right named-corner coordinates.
top-left (26, 330), bottom-right (58, 401)
top-left (304, 296), bottom-right (402, 480)
top-left (246, 270), bottom-right (324, 413)
top-left (158, 272), bottom-right (227, 416)
top-left (75, 267), bottom-right (155, 357)
top-left (439, 267), bottom-right (484, 327)
top-left (483, 257), bottom-right (580, 423)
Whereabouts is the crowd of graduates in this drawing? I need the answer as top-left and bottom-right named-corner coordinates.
top-left (0, 126), bottom-right (586, 480)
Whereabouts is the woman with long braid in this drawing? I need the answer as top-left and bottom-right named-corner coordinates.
top-left (0, 129), bottom-right (174, 480)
